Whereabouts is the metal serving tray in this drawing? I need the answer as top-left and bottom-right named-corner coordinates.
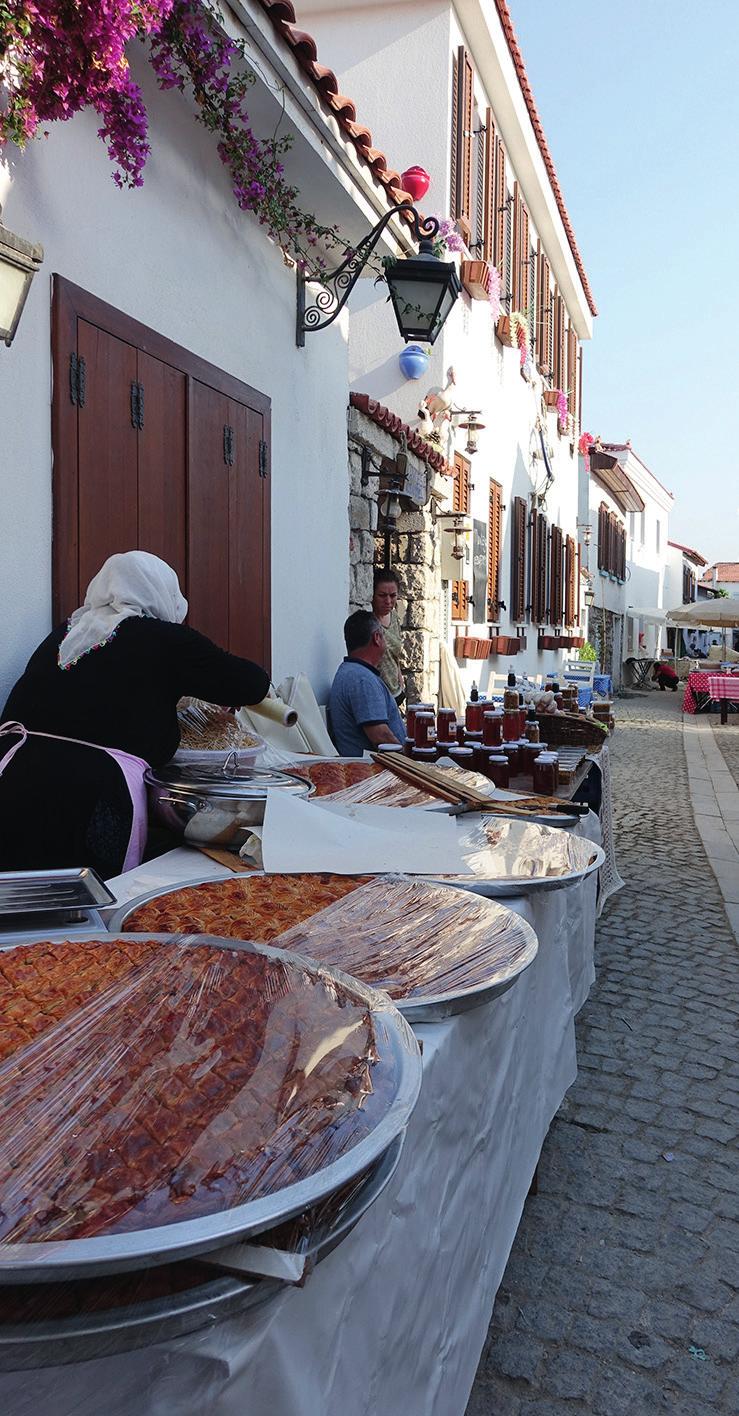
top-left (428, 820), bottom-right (605, 899)
top-left (0, 1135), bottom-right (404, 1370)
top-left (107, 876), bottom-right (539, 1024)
top-left (0, 869), bottom-right (115, 917)
top-left (0, 934), bottom-right (421, 1284)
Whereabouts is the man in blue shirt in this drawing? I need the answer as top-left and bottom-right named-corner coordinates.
top-left (328, 611), bottom-right (406, 757)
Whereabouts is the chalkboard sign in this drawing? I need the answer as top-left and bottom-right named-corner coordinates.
top-left (472, 517), bottom-right (488, 624)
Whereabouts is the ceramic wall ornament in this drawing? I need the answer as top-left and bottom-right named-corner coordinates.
top-left (399, 343), bottom-right (430, 380)
top-left (415, 366), bottom-right (456, 460)
top-left (401, 166), bottom-right (431, 202)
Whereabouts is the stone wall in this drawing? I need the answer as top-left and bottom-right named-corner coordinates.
top-left (347, 405), bottom-right (442, 705)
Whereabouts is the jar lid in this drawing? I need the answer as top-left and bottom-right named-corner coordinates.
top-left (450, 747), bottom-right (474, 757)
top-left (145, 763), bottom-right (312, 801)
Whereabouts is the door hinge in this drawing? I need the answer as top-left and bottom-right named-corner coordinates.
top-left (130, 381), bottom-right (144, 430)
top-left (69, 353), bottom-right (86, 408)
top-left (223, 424), bottom-right (235, 466)
top-left (258, 439), bottom-right (268, 478)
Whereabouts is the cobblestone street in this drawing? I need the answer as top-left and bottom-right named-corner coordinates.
top-left (467, 693), bottom-right (739, 1416)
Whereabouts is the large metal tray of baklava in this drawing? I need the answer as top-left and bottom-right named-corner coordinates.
top-left (430, 818), bottom-right (605, 897)
top-left (0, 932), bottom-right (421, 1283)
top-left (108, 873), bottom-right (539, 1022)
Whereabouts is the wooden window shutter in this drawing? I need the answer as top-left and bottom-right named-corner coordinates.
top-left (452, 451), bottom-right (471, 621)
top-left (565, 535), bottom-right (576, 626)
top-left (529, 507), bottom-right (548, 624)
top-left (576, 543), bottom-right (581, 623)
top-left (536, 248), bottom-right (551, 375)
top-left (450, 53), bottom-right (459, 217)
top-left (452, 579), bottom-right (469, 622)
top-left (517, 196), bottom-right (530, 316)
top-left (512, 183), bottom-right (522, 309)
top-left (597, 502), bottom-right (607, 572)
top-left (483, 108), bottom-right (496, 263)
top-left (487, 479), bottom-right (503, 618)
top-left (494, 140), bottom-right (510, 303)
top-left (454, 47), bottom-right (474, 240)
top-left (474, 105), bottom-right (486, 253)
top-left (510, 495), bottom-right (527, 621)
top-left (550, 524), bottom-right (564, 626)
top-left (452, 451), bottom-right (471, 513)
top-left (552, 292), bottom-right (565, 390)
top-left (567, 322), bottom-right (578, 419)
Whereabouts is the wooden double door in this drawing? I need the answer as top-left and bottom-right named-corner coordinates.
top-left (52, 278), bottom-right (271, 668)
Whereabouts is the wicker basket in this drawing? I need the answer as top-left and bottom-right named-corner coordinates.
top-left (537, 713), bottom-right (608, 749)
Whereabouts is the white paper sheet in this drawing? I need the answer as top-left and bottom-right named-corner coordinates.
top-left (261, 793), bottom-right (473, 876)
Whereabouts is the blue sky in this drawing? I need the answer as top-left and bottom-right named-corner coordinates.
top-left (509, 0), bottom-right (738, 565)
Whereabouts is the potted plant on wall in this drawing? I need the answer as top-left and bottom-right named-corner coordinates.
top-left (399, 344), bottom-right (431, 380)
top-left (460, 259), bottom-right (492, 300)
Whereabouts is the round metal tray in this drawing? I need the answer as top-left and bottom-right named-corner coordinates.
top-left (106, 877), bottom-right (539, 1024)
top-left (0, 1135), bottom-right (404, 1369)
top-left (429, 820), bottom-right (605, 898)
top-left (0, 934), bottom-right (421, 1284)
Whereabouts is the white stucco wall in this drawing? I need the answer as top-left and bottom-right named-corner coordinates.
top-left (0, 55), bottom-right (356, 710)
top-left (304, 0), bottom-right (590, 692)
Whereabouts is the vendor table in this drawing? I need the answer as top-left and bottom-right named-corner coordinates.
top-left (592, 673), bottom-right (612, 698)
top-left (682, 669), bottom-right (739, 715)
top-left (707, 674), bottom-right (739, 724)
top-left (0, 838), bottom-right (599, 1416)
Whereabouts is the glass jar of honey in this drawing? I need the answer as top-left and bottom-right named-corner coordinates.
top-left (488, 754), bottom-right (510, 789)
top-left (482, 710), bottom-right (503, 746)
top-left (465, 699), bottom-right (485, 733)
top-left (412, 747), bottom-right (438, 764)
top-left (503, 708), bottom-right (520, 742)
top-left (525, 712), bottom-right (540, 743)
top-left (406, 703), bottom-right (433, 738)
top-left (436, 707), bottom-right (457, 743)
top-left (503, 686), bottom-right (519, 712)
top-left (533, 752), bottom-right (559, 794)
top-left (520, 741), bottom-right (544, 776)
top-left (502, 741), bottom-right (521, 775)
top-left (414, 711), bottom-right (437, 748)
top-left (448, 746), bottom-right (474, 769)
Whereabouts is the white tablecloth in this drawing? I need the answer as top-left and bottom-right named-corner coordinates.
top-left (1, 834), bottom-right (599, 1416)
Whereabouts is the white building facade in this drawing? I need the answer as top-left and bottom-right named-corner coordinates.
top-left (304, 0), bottom-right (596, 694)
top-left (0, 0), bottom-right (416, 710)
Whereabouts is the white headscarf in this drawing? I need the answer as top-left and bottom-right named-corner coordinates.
top-left (58, 551), bottom-right (188, 670)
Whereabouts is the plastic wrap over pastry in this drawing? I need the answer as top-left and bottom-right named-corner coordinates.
top-left (123, 874), bottom-right (371, 943)
top-left (449, 818), bottom-right (603, 882)
top-left (270, 876), bottom-right (537, 1004)
top-left (285, 760), bottom-right (437, 808)
top-left (0, 935), bottom-right (416, 1258)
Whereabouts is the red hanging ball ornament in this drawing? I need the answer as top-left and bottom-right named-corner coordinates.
top-left (401, 166), bottom-right (431, 202)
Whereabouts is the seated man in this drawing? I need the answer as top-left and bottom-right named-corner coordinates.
top-left (328, 610), bottom-right (405, 757)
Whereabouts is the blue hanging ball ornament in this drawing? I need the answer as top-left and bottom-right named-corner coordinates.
top-left (398, 344), bottom-right (430, 380)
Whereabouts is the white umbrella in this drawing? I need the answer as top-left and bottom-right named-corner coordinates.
top-left (666, 600), bottom-right (739, 628)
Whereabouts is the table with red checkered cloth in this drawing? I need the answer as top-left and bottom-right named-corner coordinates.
top-left (708, 675), bottom-right (739, 703)
top-left (683, 670), bottom-right (739, 714)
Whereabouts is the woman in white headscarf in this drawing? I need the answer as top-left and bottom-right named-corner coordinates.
top-left (0, 551), bottom-right (270, 876)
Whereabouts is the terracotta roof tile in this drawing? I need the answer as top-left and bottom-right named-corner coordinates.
top-left (700, 563), bottom-right (739, 583)
top-left (257, 0), bottom-right (413, 215)
top-left (493, 0), bottom-right (597, 317)
top-left (350, 393), bottom-right (455, 477)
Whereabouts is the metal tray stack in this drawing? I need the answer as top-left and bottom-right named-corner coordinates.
top-left (0, 869), bottom-right (115, 941)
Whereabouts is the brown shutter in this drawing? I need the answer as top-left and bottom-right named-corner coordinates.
top-left (565, 534), bottom-right (576, 626)
top-left (567, 322), bottom-right (578, 419)
top-left (455, 46), bottom-right (474, 241)
top-left (450, 53), bottom-right (459, 217)
top-left (550, 524), bottom-right (564, 626)
top-left (452, 451), bottom-right (471, 513)
top-left (494, 140), bottom-right (510, 301)
top-left (519, 200), bottom-right (530, 316)
top-left (597, 503), bottom-right (607, 572)
top-left (552, 292), bottom-right (565, 390)
top-left (529, 507), bottom-right (548, 624)
top-left (487, 478), bottom-right (502, 618)
top-left (483, 108), bottom-right (496, 263)
top-left (536, 248), bottom-right (552, 375)
top-left (452, 452), bottom-right (471, 621)
top-left (474, 105), bottom-right (486, 253)
top-left (510, 495), bottom-right (527, 621)
top-left (512, 183), bottom-right (521, 309)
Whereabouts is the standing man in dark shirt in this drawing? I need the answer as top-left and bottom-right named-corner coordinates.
top-left (327, 611), bottom-right (405, 757)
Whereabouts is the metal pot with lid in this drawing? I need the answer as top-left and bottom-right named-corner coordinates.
top-left (146, 757), bottom-right (314, 850)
